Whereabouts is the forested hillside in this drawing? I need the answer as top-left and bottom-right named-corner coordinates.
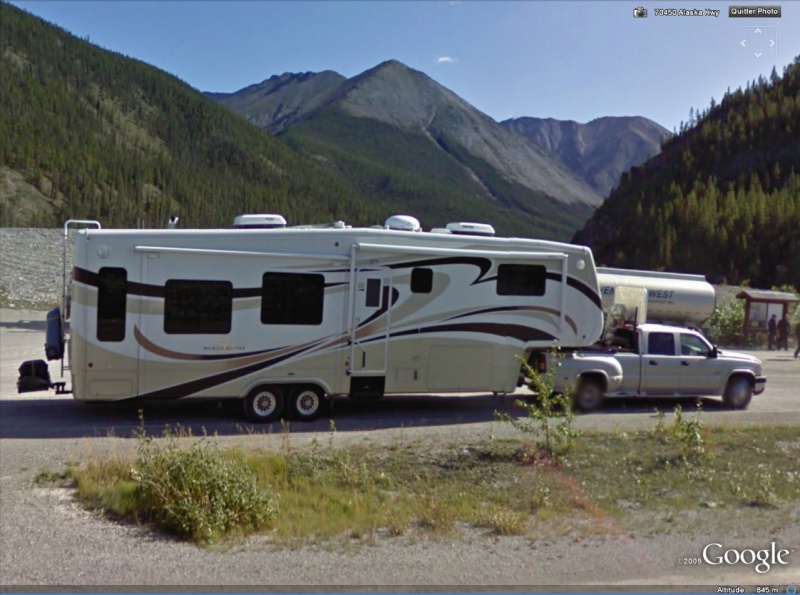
top-left (0, 2), bottom-right (381, 228)
top-left (574, 57), bottom-right (800, 289)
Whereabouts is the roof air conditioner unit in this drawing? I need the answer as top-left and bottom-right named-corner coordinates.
top-left (445, 222), bottom-right (495, 237)
top-left (233, 214), bottom-right (287, 229)
top-left (385, 215), bottom-right (421, 232)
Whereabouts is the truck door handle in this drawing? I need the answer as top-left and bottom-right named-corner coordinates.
top-left (681, 361), bottom-right (690, 366)
top-left (649, 360), bottom-right (658, 366)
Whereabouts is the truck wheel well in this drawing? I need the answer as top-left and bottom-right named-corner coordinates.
top-left (578, 372), bottom-right (607, 392)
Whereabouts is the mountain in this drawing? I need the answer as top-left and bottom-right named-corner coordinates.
top-left (208, 60), bottom-right (603, 240)
top-left (573, 58), bottom-right (800, 289)
top-left (501, 116), bottom-right (670, 197)
top-left (212, 71), bottom-right (347, 134)
top-left (0, 2), bottom-right (381, 228)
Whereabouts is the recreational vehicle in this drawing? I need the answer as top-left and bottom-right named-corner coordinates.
top-left (19, 216), bottom-right (605, 422)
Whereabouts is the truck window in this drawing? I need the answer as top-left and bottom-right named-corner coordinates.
top-left (97, 267), bottom-right (127, 342)
top-left (261, 273), bottom-right (324, 325)
top-left (648, 332), bottom-right (676, 356)
top-left (680, 333), bottom-right (711, 357)
top-left (496, 264), bottom-right (546, 296)
top-left (164, 280), bottom-right (232, 334)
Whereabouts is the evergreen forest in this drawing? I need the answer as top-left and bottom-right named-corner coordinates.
top-left (574, 57), bottom-right (800, 289)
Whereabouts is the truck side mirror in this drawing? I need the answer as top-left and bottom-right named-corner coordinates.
top-left (709, 346), bottom-right (718, 358)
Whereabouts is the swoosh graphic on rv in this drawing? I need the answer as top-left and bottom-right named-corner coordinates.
top-left (443, 306), bottom-right (579, 335)
top-left (133, 326), bottom-right (290, 361)
top-left (357, 286), bottom-right (400, 329)
top-left (358, 322), bottom-right (556, 344)
top-left (388, 257), bottom-right (493, 285)
top-left (133, 342), bottom-right (324, 401)
top-left (544, 272), bottom-right (602, 309)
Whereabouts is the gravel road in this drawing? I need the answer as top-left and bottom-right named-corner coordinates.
top-left (1, 229), bottom-right (799, 590)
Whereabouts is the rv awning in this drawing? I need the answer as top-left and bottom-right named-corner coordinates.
top-left (736, 290), bottom-right (800, 303)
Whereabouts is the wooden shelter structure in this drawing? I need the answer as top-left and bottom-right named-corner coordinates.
top-left (736, 289), bottom-right (800, 345)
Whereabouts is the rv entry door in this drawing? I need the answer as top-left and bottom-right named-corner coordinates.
top-left (349, 267), bottom-right (392, 381)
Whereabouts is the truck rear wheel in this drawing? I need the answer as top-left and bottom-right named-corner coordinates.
top-left (244, 385), bottom-right (284, 423)
top-left (723, 376), bottom-right (753, 410)
top-left (574, 377), bottom-right (604, 413)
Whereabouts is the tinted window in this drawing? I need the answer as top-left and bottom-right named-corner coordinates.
top-left (365, 278), bottom-right (382, 308)
top-left (97, 267), bottom-right (127, 342)
top-left (496, 264), bottom-right (546, 296)
top-left (411, 268), bottom-right (433, 294)
top-left (164, 280), bottom-right (232, 334)
top-left (648, 333), bottom-right (676, 356)
top-left (261, 273), bottom-right (324, 325)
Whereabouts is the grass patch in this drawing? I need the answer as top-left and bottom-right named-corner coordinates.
top-left (51, 421), bottom-right (800, 546)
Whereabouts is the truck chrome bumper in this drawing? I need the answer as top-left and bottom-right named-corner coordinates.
top-left (754, 376), bottom-right (767, 395)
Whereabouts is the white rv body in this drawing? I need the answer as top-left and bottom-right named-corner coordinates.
top-left (66, 224), bottom-right (604, 419)
top-left (596, 267), bottom-right (716, 326)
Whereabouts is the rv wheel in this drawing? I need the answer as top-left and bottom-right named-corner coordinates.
top-left (573, 377), bottom-right (604, 413)
top-left (244, 385), bottom-right (284, 423)
top-left (288, 385), bottom-right (326, 422)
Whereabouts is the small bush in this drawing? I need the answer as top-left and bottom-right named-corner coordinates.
top-left (132, 434), bottom-right (279, 543)
top-left (669, 404), bottom-right (708, 465)
top-left (496, 347), bottom-right (578, 460)
top-left (477, 506), bottom-right (528, 535)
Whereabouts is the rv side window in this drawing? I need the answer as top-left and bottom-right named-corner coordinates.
top-left (496, 264), bottom-right (546, 296)
top-left (97, 267), bottom-right (127, 342)
top-left (261, 273), bottom-right (324, 325)
top-left (164, 280), bottom-right (232, 334)
top-left (365, 278), bottom-right (381, 308)
top-left (411, 268), bottom-right (433, 294)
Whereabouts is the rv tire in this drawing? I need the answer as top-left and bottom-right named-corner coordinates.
top-left (573, 377), bottom-right (604, 413)
top-left (288, 385), bottom-right (326, 422)
top-left (244, 385), bottom-right (284, 423)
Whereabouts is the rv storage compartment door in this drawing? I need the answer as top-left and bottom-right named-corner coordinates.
top-left (350, 267), bottom-right (392, 377)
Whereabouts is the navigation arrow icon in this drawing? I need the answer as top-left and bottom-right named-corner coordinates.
top-left (770, 39), bottom-right (775, 47)
top-left (741, 39), bottom-right (747, 47)
top-left (755, 52), bottom-right (762, 58)
top-left (754, 28), bottom-right (762, 34)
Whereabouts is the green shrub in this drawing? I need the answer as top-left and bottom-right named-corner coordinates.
top-left (132, 434), bottom-right (279, 543)
top-left (496, 347), bottom-right (578, 460)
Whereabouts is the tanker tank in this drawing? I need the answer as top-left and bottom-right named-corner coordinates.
top-left (596, 267), bottom-right (716, 326)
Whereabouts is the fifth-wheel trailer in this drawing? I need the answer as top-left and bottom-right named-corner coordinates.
top-left (19, 216), bottom-right (606, 422)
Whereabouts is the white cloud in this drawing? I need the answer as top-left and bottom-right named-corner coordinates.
top-left (436, 56), bottom-right (458, 64)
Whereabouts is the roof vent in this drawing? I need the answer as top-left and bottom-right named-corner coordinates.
top-left (233, 214), bottom-right (287, 229)
top-left (385, 215), bottom-right (421, 232)
top-left (445, 222), bottom-right (495, 237)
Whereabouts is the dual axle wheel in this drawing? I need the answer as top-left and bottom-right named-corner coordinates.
top-left (243, 384), bottom-right (326, 423)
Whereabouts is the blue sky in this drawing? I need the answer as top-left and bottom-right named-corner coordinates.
top-left (9, 1), bottom-right (800, 132)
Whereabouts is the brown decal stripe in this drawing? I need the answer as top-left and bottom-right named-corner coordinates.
top-left (133, 343), bottom-right (321, 401)
top-left (545, 272), bottom-right (602, 310)
top-left (388, 256), bottom-right (492, 285)
top-left (379, 322), bottom-right (555, 343)
top-left (357, 287), bottom-right (400, 328)
top-left (444, 305), bottom-right (578, 335)
top-left (134, 326), bottom-right (287, 361)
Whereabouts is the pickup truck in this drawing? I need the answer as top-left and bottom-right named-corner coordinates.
top-left (530, 323), bottom-right (766, 412)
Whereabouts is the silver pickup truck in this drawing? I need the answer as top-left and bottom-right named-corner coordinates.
top-left (532, 323), bottom-right (766, 412)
